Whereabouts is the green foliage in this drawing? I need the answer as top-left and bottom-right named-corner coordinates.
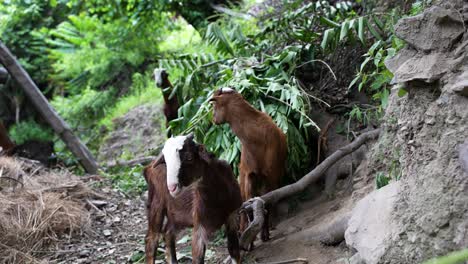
top-left (409, 0), bottom-right (433, 16)
top-left (0, 0), bottom-right (70, 85)
top-left (9, 120), bottom-right (54, 145)
top-left (163, 24), bottom-right (319, 179)
top-left (106, 165), bottom-right (147, 195)
top-left (375, 172), bottom-right (390, 189)
top-left (99, 73), bottom-right (163, 129)
top-left (52, 88), bottom-right (115, 130)
top-left (344, 9), bottom-right (406, 130)
top-left (48, 13), bottom-right (167, 94)
top-left (422, 249), bottom-right (468, 264)
top-left (375, 146), bottom-right (401, 189)
top-left (0, 0), bottom-right (416, 191)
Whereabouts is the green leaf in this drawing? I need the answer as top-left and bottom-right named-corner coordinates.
top-left (339, 20), bottom-right (350, 41)
top-left (373, 15), bottom-right (385, 31)
top-left (397, 87), bottom-right (408, 97)
top-left (376, 172), bottom-right (390, 189)
top-left (367, 22), bottom-right (383, 40)
top-left (320, 16), bottom-right (340, 28)
top-left (321, 29), bottom-right (335, 50)
top-left (349, 75), bottom-right (361, 89)
top-left (381, 88), bottom-right (389, 108)
top-left (386, 48), bottom-right (396, 59)
top-left (374, 50), bottom-right (383, 67)
top-left (422, 249), bottom-right (468, 264)
top-left (360, 56), bottom-right (371, 72)
top-left (358, 17), bottom-right (365, 44)
top-left (368, 40), bottom-right (382, 56)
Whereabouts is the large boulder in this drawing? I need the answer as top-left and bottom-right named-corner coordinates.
top-left (345, 182), bottom-right (401, 264)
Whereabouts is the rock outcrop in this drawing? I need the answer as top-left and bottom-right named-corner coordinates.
top-left (346, 1), bottom-right (468, 263)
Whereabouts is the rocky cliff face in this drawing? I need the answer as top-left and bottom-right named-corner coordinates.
top-left (346, 1), bottom-right (468, 263)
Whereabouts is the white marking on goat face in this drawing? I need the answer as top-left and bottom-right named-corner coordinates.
top-left (221, 87), bottom-right (235, 93)
top-left (162, 135), bottom-right (187, 197)
top-left (154, 68), bottom-right (164, 87)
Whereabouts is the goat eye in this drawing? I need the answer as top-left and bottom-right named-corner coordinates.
top-left (184, 153), bottom-right (193, 161)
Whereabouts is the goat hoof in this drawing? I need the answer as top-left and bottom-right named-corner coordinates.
top-left (247, 242), bottom-right (255, 251)
top-left (260, 232), bottom-right (270, 242)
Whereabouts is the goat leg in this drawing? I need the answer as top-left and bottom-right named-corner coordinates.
top-left (192, 226), bottom-right (207, 264)
top-left (226, 212), bottom-right (241, 263)
top-left (261, 205), bottom-right (270, 242)
top-left (145, 211), bottom-right (163, 264)
top-left (164, 233), bottom-right (178, 264)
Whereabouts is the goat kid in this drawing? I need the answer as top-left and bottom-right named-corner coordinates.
top-left (210, 87), bottom-right (288, 245)
top-left (144, 134), bottom-right (242, 264)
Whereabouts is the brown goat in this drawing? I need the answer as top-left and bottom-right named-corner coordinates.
top-left (210, 88), bottom-right (287, 244)
top-left (154, 68), bottom-right (180, 136)
top-left (0, 121), bottom-right (15, 155)
top-left (144, 134), bottom-right (242, 264)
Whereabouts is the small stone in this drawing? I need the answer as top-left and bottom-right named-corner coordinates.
top-left (113, 216), bottom-right (121, 223)
top-left (425, 118), bottom-right (436, 125)
top-left (103, 229), bottom-right (112, 236)
top-left (445, 115), bottom-right (457, 125)
top-left (453, 82), bottom-right (468, 97)
top-left (79, 249), bottom-right (91, 257)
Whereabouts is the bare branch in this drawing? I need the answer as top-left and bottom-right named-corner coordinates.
top-left (105, 155), bottom-right (158, 168)
top-left (0, 41), bottom-right (99, 173)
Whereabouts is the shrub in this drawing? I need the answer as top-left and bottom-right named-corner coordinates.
top-left (8, 120), bottom-right (53, 145)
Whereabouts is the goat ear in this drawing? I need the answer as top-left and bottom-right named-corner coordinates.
top-left (209, 96), bottom-right (219, 103)
top-left (187, 132), bottom-right (194, 141)
top-left (197, 144), bottom-right (206, 156)
top-left (153, 154), bottom-right (165, 167)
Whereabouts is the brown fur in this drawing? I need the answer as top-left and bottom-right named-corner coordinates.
top-left (0, 121), bottom-right (15, 154)
top-left (210, 88), bottom-right (288, 244)
top-left (154, 70), bottom-right (180, 134)
top-left (143, 141), bottom-right (242, 264)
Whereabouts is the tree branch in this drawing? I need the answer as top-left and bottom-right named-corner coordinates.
top-left (0, 41), bottom-right (99, 173)
top-left (105, 155), bottom-right (158, 168)
top-left (239, 128), bottom-right (381, 248)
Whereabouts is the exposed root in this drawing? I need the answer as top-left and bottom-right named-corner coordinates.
top-left (289, 212), bottom-right (351, 246)
top-left (316, 118), bottom-right (335, 165)
top-left (239, 197), bottom-right (265, 250)
top-left (239, 129), bottom-right (380, 247)
top-left (260, 258), bottom-right (309, 264)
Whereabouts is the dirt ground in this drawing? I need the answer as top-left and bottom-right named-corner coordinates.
top-left (245, 196), bottom-right (352, 264)
top-left (43, 177), bottom-right (351, 264)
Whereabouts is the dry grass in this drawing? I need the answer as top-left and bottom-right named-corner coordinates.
top-left (0, 156), bottom-right (100, 263)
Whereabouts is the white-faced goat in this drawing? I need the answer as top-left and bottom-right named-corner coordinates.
top-left (153, 68), bottom-right (180, 136)
top-left (143, 134), bottom-right (242, 264)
